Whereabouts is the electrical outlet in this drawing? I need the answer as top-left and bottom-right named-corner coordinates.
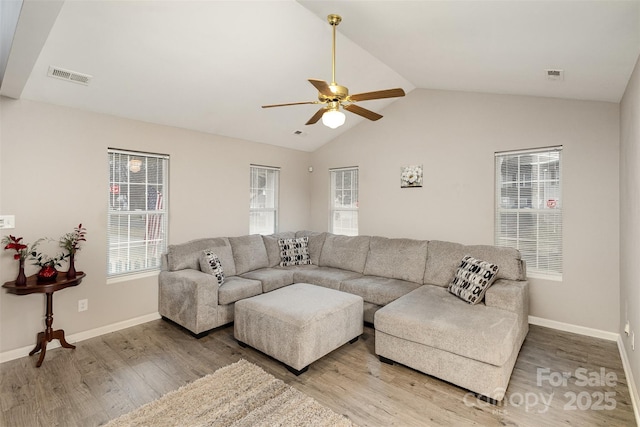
top-left (78, 299), bottom-right (88, 312)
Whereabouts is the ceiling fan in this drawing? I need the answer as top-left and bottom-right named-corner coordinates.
top-left (262, 14), bottom-right (405, 129)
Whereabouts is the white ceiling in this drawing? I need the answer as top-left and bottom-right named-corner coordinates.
top-left (2, 1), bottom-right (639, 152)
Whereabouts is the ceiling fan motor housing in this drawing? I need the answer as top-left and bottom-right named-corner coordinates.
top-left (319, 84), bottom-right (349, 103)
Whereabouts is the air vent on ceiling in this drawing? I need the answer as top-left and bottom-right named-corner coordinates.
top-left (47, 66), bottom-right (92, 85)
top-left (545, 69), bottom-right (564, 81)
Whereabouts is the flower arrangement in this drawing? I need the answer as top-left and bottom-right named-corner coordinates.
top-left (2, 224), bottom-right (87, 283)
top-left (2, 235), bottom-right (30, 261)
top-left (401, 164), bottom-right (423, 188)
top-left (59, 223), bottom-right (87, 256)
top-left (29, 238), bottom-right (67, 269)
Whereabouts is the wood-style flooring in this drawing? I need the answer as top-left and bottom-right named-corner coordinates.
top-left (0, 321), bottom-right (636, 426)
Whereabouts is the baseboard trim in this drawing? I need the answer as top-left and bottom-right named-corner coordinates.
top-left (528, 315), bottom-right (619, 341)
top-left (0, 312), bottom-right (161, 364)
top-left (618, 335), bottom-right (640, 426)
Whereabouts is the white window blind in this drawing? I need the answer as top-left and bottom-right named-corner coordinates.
top-left (495, 147), bottom-right (562, 280)
top-left (108, 149), bottom-right (169, 277)
top-left (250, 165), bottom-right (279, 235)
top-left (330, 167), bottom-right (359, 236)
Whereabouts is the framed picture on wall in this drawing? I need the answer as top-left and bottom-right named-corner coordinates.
top-left (401, 165), bottom-right (423, 188)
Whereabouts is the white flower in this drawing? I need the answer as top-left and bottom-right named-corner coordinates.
top-left (402, 165), bottom-right (422, 185)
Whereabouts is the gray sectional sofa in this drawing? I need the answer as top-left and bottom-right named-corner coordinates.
top-left (158, 231), bottom-right (528, 401)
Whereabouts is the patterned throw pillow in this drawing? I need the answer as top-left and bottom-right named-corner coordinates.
top-left (199, 249), bottom-right (225, 286)
top-left (448, 255), bottom-right (499, 305)
top-left (278, 237), bottom-right (311, 267)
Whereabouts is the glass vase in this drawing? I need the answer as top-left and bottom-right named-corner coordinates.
top-left (37, 265), bottom-right (58, 282)
top-left (66, 254), bottom-right (77, 279)
top-left (15, 259), bottom-right (27, 286)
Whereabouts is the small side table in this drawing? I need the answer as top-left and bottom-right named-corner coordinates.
top-left (3, 272), bottom-right (85, 367)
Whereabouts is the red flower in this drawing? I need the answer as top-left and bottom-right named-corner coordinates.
top-left (2, 235), bottom-right (29, 261)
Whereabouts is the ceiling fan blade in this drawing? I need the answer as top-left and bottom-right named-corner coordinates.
top-left (308, 79), bottom-right (334, 97)
top-left (306, 107), bottom-right (327, 125)
top-left (262, 101), bottom-right (317, 108)
top-left (344, 104), bottom-right (383, 121)
top-left (349, 88), bottom-right (406, 102)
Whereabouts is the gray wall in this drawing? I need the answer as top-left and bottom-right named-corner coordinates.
top-left (620, 54), bottom-right (640, 406)
top-left (310, 89), bottom-right (620, 333)
top-left (0, 98), bottom-right (311, 352)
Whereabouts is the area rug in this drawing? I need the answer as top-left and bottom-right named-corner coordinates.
top-left (104, 359), bottom-right (355, 427)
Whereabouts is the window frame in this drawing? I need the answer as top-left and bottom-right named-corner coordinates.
top-left (249, 165), bottom-right (280, 235)
top-left (494, 146), bottom-right (563, 280)
top-left (107, 148), bottom-right (169, 280)
top-left (330, 167), bottom-right (359, 236)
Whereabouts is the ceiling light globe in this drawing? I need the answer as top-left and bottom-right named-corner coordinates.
top-left (322, 109), bottom-right (346, 129)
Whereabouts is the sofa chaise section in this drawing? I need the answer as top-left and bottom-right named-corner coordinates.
top-left (374, 241), bottom-right (528, 401)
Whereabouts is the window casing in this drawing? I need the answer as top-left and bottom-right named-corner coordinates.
top-left (250, 165), bottom-right (279, 235)
top-left (330, 167), bottom-right (359, 236)
top-left (495, 147), bottom-right (562, 280)
top-left (108, 149), bottom-right (169, 277)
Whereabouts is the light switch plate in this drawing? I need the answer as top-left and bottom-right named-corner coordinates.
top-left (0, 215), bottom-right (15, 229)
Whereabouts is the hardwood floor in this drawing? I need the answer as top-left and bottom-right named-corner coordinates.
top-left (0, 321), bottom-right (636, 426)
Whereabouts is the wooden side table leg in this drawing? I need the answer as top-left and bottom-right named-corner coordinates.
top-left (35, 340), bottom-right (48, 368)
top-left (28, 331), bottom-right (45, 356)
top-left (52, 329), bottom-right (75, 349)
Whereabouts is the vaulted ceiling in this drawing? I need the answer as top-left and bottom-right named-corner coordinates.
top-left (2, 1), bottom-right (639, 152)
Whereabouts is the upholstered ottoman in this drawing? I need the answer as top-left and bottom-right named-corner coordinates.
top-left (234, 283), bottom-right (363, 374)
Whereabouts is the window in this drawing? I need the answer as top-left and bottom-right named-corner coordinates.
top-left (108, 149), bottom-right (169, 277)
top-left (249, 165), bottom-right (279, 235)
top-left (495, 147), bottom-right (562, 279)
top-left (330, 167), bottom-right (359, 236)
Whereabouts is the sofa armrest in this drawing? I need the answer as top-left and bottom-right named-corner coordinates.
top-left (484, 279), bottom-right (529, 316)
top-left (158, 269), bottom-right (220, 334)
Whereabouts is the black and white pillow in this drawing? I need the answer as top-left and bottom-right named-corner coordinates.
top-left (278, 237), bottom-right (311, 267)
top-left (199, 249), bottom-right (225, 285)
top-left (448, 255), bottom-right (499, 305)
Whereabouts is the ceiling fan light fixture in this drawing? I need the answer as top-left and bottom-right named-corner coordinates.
top-left (322, 109), bottom-right (346, 129)
top-left (261, 14), bottom-right (405, 127)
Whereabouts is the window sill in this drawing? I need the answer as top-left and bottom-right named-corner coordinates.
top-left (526, 272), bottom-right (563, 282)
top-left (107, 269), bottom-right (160, 284)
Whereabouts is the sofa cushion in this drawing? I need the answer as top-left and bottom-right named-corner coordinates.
top-left (278, 237), bottom-right (311, 267)
top-left (262, 232), bottom-right (296, 267)
top-left (218, 276), bottom-right (262, 305)
top-left (293, 267), bottom-right (362, 290)
top-left (199, 245), bottom-right (235, 277)
top-left (424, 240), bottom-right (525, 287)
top-left (241, 268), bottom-right (295, 293)
top-left (375, 285), bottom-right (520, 366)
top-left (466, 245), bottom-right (526, 281)
top-left (167, 237), bottom-right (229, 271)
top-left (199, 250), bottom-right (225, 285)
top-left (341, 276), bottom-right (422, 306)
top-left (448, 256), bottom-right (499, 305)
top-left (228, 235), bottom-right (269, 275)
top-left (295, 231), bottom-right (327, 265)
top-left (363, 236), bottom-right (428, 284)
top-left (319, 234), bottom-right (370, 273)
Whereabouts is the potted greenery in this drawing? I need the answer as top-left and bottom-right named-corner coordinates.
top-left (59, 223), bottom-right (86, 279)
top-left (29, 238), bottom-right (67, 281)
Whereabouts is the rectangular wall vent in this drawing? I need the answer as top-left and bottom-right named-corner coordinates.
top-left (544, 69), bottom-right (564, 81)
top-left (47, 66), bottom-right (92, 85)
